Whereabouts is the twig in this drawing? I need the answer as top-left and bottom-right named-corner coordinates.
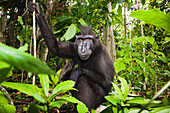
top-left (68, 0), bottom-right (73, 15)
top-left (8, 8), bottom-right (28, 26)
top-left (0, 85), bottom-right (14, 105)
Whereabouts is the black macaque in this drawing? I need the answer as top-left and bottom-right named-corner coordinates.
top-left (28, 3), bottom-right (115, 112)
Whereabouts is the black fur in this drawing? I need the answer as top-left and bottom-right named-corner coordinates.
top-left (28, 3), bottom-right (115, 112)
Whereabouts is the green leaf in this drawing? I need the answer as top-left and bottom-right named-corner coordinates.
top-left (77, 101), bottom-right (88, 113)
top-left (145, 37), bottom-right (155, 44)
top-left (128, 109), bottom-right (149, 113)
top-left (39, 74), bottom-right (49, 97)
top-left (150, 106), bottom-right (170, 113)
top-left (130, 9), bottom-right (170, 31)
top-left (49, 101), bottom-right (64, 109)
top-left (158, 56), bottom-right (167, 62)
top-left (117, 5), bottom-right (122, 16)
top-left (18, 16), bottom-right (24, 25)
top-left (150, 68), bottom-right (155, 75)
top-left (61, 24), bottom-right (76, 41)
top-left (105, 95), bottom-right (121, 105)
top-left (61, 95), bottom-right (88, 113)
top-left (17, 35), bottom-right (23, 42)
top-left (0, 103), bottom-right (15, 113)
top-left (112, 83), bottom-right (124, 100)
top-left (58, 15), bottom-right (72, 22)
top-left (136, 59), bottom-right (145, 68)
top-left (118, 77), bottom-right (129, 100)
top-left (133, 37), bottom-right (145, 43)
top-left (0, 91), bottom-right (9, 104)
top-left (0, 43), bottom-right (55, 75)
top-left (18, 43), bottom-right (28, 52)
top-left (147, 56), bottom-right (153, 64)
top-left (51, 81), bottom-right (76, 99)
top-left (78, 18), bottom-right (88, 26)
top-left (0, 61), bottom-right (12, 83)
top-left (114, 61), bottom-right (126, 73)
top-left (1, 82), bottom-right (47, 103)
top-left (165, 37), bottom-right (170, 43)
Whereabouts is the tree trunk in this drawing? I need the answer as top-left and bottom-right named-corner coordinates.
top-left (124, 1), bottom-right (128, 40)
top-left (105, 1), bottom-right (116, 63)
top-left (0, 9), bottom-right (7, 44)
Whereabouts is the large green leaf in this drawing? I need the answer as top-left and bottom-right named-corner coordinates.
top-left (0, 103), bottom-right (15, 113)
top-left (105, 95), bottom-right (121, 105)
top-left (114, 61), bottom-right (126, 73)
top-left (61, 24), bottom-right (76, 41)
top-left (51, 81), bottom-right (76, 99)
top-left (150, 106), bottom-right (170, 113)
top-left (112, 83), bottom-right (124, 100)
top-left (0, 61), bottom-right (12, 83)
top-left (0, 91), bottom-right (9, 104)
top-left (1, 82), bottom-right (47, 103)
top-left (0, 43), bottom-right (55, 75)
top-left (78, 18), bottom-right (88, 26)
top-left (130, 9), bottom-right (170, 31)
top-left (118, 77), bottom-right (129, 101)
top-left (39, 74), bottom-right (49, 97)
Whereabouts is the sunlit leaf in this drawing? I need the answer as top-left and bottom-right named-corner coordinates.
top-left (78, 18), bottom-right (88, 26)
top-left (150, 106), bottom-right (170, 113)
top-left (18, 43), bottom-right (28, 52)
top-left (39, 74), bottom-right (49, 97)
top-left (119, 77), bottom-right (129, 100)
top-left (0, 103), bottom-right (15, 113)
top-left (112, 83), bottom-right (124, 100)
top-left (61, 24), bottom-right (76, 41)
top-left (51, 81), bottom-right (76, 99)
top-left (1, 82), bottom-right (47, 103)
top-left (145, 37), bottom-right (155, 44)
top-left (130, 9), bottom-right (170, 31)
top-left (114, 61), bottom-right (126, 73)
top-left (0, 43), bottom-right (55, 75)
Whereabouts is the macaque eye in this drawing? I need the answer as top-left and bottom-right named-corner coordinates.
top-left (85, 39), bottom-right (90, 41)
top-left (79, 39), bottom-right (83, 41)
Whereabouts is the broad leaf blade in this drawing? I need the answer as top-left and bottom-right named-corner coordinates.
top-left (61, 24), bottom-right (76, 41)
top-left (0, 61), bottom-right (12, 83)
top-left (114, 61), bottom-right (126, 73)
top-left (1, 82), bottom-right (46, 103)
top-left (112, 83), bottom-right (124, 100)
top-left (118, 77), bottom-right (129, 101)
top-left (0, 43), bottom-right (55, 75)
top-left (39, 74), bottom-right (49, 97)
top-left (51, 81), bottom-right (76, 99)
top-left (130, 9), bottom-right (170, 31)
top-left (0, 103), bottom-right (15, 113)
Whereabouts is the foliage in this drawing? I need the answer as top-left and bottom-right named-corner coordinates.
top-left (0, 44), bottom-right (88, 113)
top-left (0, 0), bottom-right (170, 112)
top-left (0, 43), bottom-right (55, 76)
top-left (130, 8), bottom-right (170, 32)
top-left (103, 77), bottom-right (170, 113)
top-left (0, 91), bottom-right (15, 113)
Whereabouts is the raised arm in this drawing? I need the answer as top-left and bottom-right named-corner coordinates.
top-left (28, 3), bottom-right (76, 59)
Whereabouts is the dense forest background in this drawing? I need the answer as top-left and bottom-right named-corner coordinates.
top-left (0, 0), bottom-right (169, 113)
